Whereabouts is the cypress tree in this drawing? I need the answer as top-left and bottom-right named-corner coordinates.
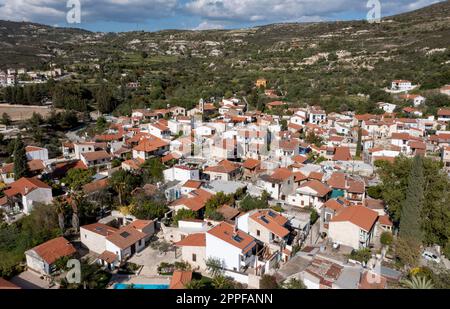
top-left (13, 137), bottom-right (29, 180)
top-left (399, 155), bottom-right (424, 242)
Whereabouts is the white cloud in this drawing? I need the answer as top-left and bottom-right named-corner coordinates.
top-left (193, 20), bottom-right (224, 30)
top-left (184, 0), bottom-right (443, 23)
top-left (0, 0), bottom-right (178, 24)
top-left (0, 0), bottom-right (444, 28)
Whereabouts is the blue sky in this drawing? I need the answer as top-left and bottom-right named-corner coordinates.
top-left (0, 0), bottom-right (444, 32)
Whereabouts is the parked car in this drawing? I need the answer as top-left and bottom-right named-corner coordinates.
top-left (422, 251), bottom-right (441, 263)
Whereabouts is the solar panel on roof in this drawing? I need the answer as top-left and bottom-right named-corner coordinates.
top-left (120, 231), bottom-right (130, 238)
top-left (233, 235), bottom-right (243, 243)
top-left (260, 216), bottom-right (270, 224)
top-left (268, 211), bottom-right (276, 218)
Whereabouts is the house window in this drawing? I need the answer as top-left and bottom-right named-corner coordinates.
top-left (192, 254), bottom-right (197, 262)
top-left (272, 184), bottom-right (275, 188)
top-left (85, 234), bottom-right (87, 238)
top-left (257, 230), bottom-right (260, 236)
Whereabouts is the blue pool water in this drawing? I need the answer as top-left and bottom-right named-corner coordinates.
top-left (114, 283), bottom-right (169, 290)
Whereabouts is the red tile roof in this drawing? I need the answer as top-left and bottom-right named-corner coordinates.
top-left (175, 233), bottom-right (206, 247)
top-left (29, 237), bottom-right (76, 265)
top-left (170, 271), bottom-right (193, 289)
top-left (249, 210), bottom-right (289, 238)
top-left (207, 222), bottom-right (256, 253)
top-left (333, 147), bottom-right (352, 161)
top-left (331, 206), bottom-right (378, 232)
top-left (299, 180), bottom-right (331, 197)
top-left (4, 177), bottom-right (51, 197)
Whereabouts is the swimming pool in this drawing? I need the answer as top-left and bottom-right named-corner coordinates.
top-left (114, 283), bottom-right (169, 290)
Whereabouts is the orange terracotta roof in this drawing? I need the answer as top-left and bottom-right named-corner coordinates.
top-left (299, 180), bottom-right (331, 197)
top-left (207, 222), bottom-right (256, 253)
top-left (4, 177), bottom-right (51, 197)
top-left (331, 206), bottom-right (378, 231)
top-left (30, 237), bottom-right (76, 265)
top-left (327, 173), bottom-right (346, 190)
top-left (106, 225), bottom-right (147, 250)
top-left (323, 199), bottom-right (344, 212)
top-left (243, 158), bottom-right (261, 170)
top-left (175, 233), bottom-right (206, 247)
top-left (81, 223), bottom-right (118, 236)
top-left (249, 210), bottom-right (289, 238)
top-left (170, 271), bottom-right (193, 289)
top-left (97, 251), bottom-right (118, 264)
top-left (182, 180), bottom-right (202, 189)
top-left (333, 147), bottom-right (352, 161)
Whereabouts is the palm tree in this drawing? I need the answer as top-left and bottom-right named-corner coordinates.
top-left (185, 280), bottom-right (205, 289)
top-left (212, 275), bottom-right (235, 289)
top-left (401, 276), bottom-right (434, 289)
top-left (70, 192), bottom-right (82, 232)
top-left (54, 197), bottom-right (68, 232)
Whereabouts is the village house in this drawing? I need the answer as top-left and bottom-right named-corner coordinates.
top-left (328, 206), bottom-right (379, 250)
top-left (164, 165), bottom-right (200, 182)
top-left (287, 180), bottom-right (332, 210)
top-left (132, 137), bottom-right (170, 161)
top-left (25, 237), bottom-right (76, 276)
top-left (258, 168), bottom-right (295, 201)
top-left (80, 220), bottom-right (155, 270)
top-left (391, 80), bottom-right (414, 92)
top-left (237, 209), bottom-right (291, 262)
top-left (25, 146), bottom-right (49, 162)
top-left (80, 150), bottom-right (113, 168)
top-left (437, 108), bottom-right (450, 122)
top-left (203, 160), bottom-right (241, 181)
top-left (175, 233), bottom-right (207, 271)
top-left (3, 177), bottom-right (53, 215)
top-left (205, 222), bottom-right (257, 273)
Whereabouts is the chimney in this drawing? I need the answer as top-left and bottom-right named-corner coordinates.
top-left (24, 186), bottom-right (29, 195)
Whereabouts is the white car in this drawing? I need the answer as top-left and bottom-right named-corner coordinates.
top-left (422, 251), bottom-right (441, 264)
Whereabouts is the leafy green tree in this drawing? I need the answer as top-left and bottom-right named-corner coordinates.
top-left (62, 168), bottom-right (95, 191)
top-left (380, 231), bottom-right (393, 246)
top-left (205, 257), bottom-right (223, 277)
top-left (131, 201), bottom-right (168, 220)
top-left (95, 116), bottom-right (108, 133)
top-left (109, 170), bottom-right (142, 206)
top-left (173, 209), bottom-right (197, 225)
top-left (283, 278), bottom-right (307, 289)
top-left (355, 127), bottom-right (362, 158)
top-left (1, 113), bottom-right (12, 126)
top-left (141, 158), bottom-right (165, 183)
top-left (349, 248), bottom-right (372, 264)
top-left (399, 155), bottom-right (424, 243)
top-left (212, 275), bottom-right (236, 289)
top-left (375, 156), bottom-right (450, 247)
top-left (96, 84), bottom-right (115, 114)
top-left (186, 280), bottom-right (205, 289)
top-left (239, 194), bottom-right (268, 212)
top-left (13, 137), bottom-right (29, 180)
top-left (395, 237), bottom-right (421, 269)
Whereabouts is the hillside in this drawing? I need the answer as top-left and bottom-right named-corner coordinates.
top-left (0, 1), bottom-right (449, 113)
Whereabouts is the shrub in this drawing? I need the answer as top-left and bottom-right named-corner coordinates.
top-left (380, 231), bottom-right (394, 246)
top-left (260, 275), bottom-right (280, 289)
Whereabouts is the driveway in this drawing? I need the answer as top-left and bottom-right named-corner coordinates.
top-left (10, 270), bottom-right (59, 289)
top-left (129, 246), bottom-right (180, 276)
